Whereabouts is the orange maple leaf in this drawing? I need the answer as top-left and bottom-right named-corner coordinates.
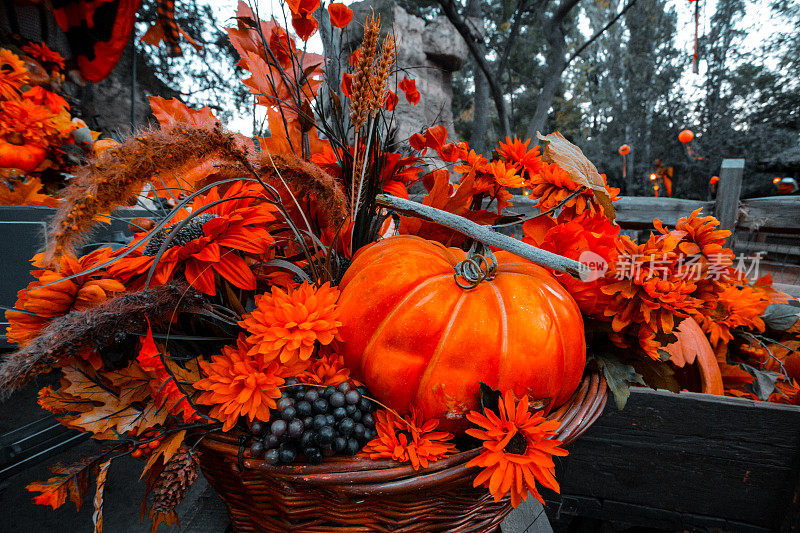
top-left (148, 96), bottom-right (218, 128)
top-left (0, 177), bottom-right (59, 207)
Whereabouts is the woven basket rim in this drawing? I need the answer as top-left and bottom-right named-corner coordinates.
top-left (198, 369), bottom-right (607, 491)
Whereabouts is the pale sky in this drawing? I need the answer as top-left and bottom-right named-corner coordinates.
top-left (201, 0), bottom-right (788, 136)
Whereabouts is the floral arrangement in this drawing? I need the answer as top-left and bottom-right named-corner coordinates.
top-left (0, 40), bottom-right (115, 207)
top-left (1, 1), bottom-right (798, 531)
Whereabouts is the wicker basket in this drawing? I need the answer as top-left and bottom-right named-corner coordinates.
top-left (198, 371), bottom-right (608, 533)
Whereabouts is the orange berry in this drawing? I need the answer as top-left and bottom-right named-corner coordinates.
top-left (131, 449), bottom-right (143, 458)
top-left (148, 439), bottom-right (161, 449)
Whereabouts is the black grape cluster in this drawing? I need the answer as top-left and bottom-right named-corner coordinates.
top-left (247, 379), bottom-right (378, 465)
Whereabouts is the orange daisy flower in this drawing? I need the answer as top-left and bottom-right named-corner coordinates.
top-left (109, 181), bottom-right (277, 295)
top-left (21, 43), bottom-right (65, 69)
top-left (240, 281), bottom-right (341, 366)
top-left (0, 49), bottom-right (28, 99)
top-left (466, 391), bottom-right (567, 508)
top-left (195, 335), bottom-right (284, 431)
top-left (299, 352), bottom-right (359, 387)
top-left (6, 248), bottom-right (125, 346)
top-left (362, 407), bottom-right (456, 469)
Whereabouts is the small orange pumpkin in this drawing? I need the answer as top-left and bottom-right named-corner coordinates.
top-left (336, 235), bottom-right (587, 432)
top-left (0, 139), bottom-right (47, 172)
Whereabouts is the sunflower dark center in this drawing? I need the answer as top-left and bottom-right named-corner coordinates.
top-left (143, 214), bottom-right (219, 256)
top-left (504, 431), bottom-right (528, 455)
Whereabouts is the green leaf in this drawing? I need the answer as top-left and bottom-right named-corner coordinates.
top-left (593, 353), bottom-right (645, 410)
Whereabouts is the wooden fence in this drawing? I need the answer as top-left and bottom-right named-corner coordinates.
top-left (505, 158), bottom-right (800, 291)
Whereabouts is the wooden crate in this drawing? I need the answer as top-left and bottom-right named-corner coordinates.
top-left (0, 206), bottom-right (150, 348)
top-left (545, 388), bottom-right (800, 532)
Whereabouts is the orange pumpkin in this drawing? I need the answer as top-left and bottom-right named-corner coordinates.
top-left (0, 139), bottom-right (46, 172)
top-left (336, 235), bottom-right (587, 432)
top-left (678, 129), bottom-right (694, 143)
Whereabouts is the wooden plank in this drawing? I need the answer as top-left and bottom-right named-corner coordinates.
top-left (715, 158), bottom-right (745, 248)
top-left (738, 196), bottom-right (800, 233)
top-left (734, 239), bottom-right (800, 258)
top-left (548, 388), bottom-right (800, 530)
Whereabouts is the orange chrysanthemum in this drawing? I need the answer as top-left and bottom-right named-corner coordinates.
top-left (299, 352), bottom-right (359, 386)
top-left (109, 181), bottom-right (277, 295)
top-left (0, 49), bottom-right (28, 99)
top-left (0, 98), bottom-right (59, 145)
top-left (466, 391), bottom-right (567, 508)
top-left (526, 162), bottom-right (619, 218)
top-left (691, 280), bottom-right (772, 348)
top-left (524, 211), bottom-right (620, 316)
top-left (496, 137), bottom-right (544, 177)
top-left (362, 407), bottom-right (456, 469)
top-left (195, 335), bottom-right (284, 431)
top-left (240, 281), bottom-right (341, 366)
top-left (486, 160), bottom-right (525, 188)
top-left (21, 43), bottom-right (65, 69)
top-left (6, 247), bottom-right (125, 346)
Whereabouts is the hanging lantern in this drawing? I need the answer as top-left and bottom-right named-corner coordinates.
top-left (618, 144), bottom-right (630, 179)
top-left (653, 184), bottom-right (660, 197)
top-left (649, 173), bottom-right (657, 181)
top-left (678, 130), bottom-right (694, 143)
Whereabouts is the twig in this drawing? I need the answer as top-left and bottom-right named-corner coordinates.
top-left (375, 194), bottom-right (588, 279)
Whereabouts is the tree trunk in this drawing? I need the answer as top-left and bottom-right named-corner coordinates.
top-left (466, 0), bottom-right (489, 154)
top-left (526, 24), bottom-right (567, 139)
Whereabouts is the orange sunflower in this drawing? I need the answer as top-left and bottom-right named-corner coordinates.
top-left (109, 181), bottom-right (277, 295)
top-left (6, 247), bottom-right (125, 346)
top-left (0, 49), bottom-right (28, 99)
top-left (466, 391), bottom-right (567, 508)
top-left (362, 407), bottom-right (457, 469)
top-left (239, 281), bottom-right (341, 367)
top-left (195, 334), bottom-right (285, 431)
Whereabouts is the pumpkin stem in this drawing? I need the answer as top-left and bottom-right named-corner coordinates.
top-left (454, 242), bottom-right (498, 289)
top-left (374, 194), bottom-right (589, 279)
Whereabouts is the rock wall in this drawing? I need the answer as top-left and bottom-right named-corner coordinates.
top-left (344, 0), bottom-right (468, 143)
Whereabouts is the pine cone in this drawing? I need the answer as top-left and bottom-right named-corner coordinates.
top-left (151, 447), bottom-right (198, 514)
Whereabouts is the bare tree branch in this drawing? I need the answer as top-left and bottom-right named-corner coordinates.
top-left (435, 0), bottom-right (512, 137)
top-left (566, 0), bottom-right (640, 67)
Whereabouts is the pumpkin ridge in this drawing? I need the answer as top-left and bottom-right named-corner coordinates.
top-left (360, 273), bottom-right (453, 377)
top-left (414, 288), bottom-right (469, 410)
top-left (530, 279), bottom-right (570, 406)
top-left (487, 280), bottom-right (509, 385)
